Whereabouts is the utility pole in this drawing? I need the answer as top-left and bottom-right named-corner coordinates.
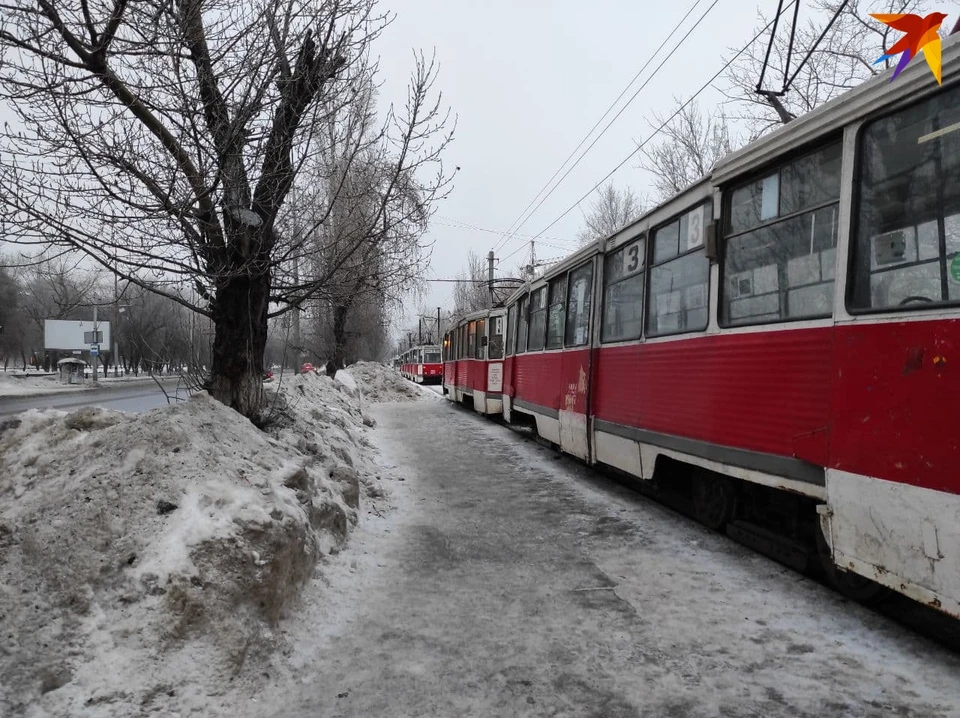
top-left (487, 250), bottom-right (495, 308)
top-left (92, 304), bottom-right (99, 386)
top-left (437, 307), bottom-right (441, 345)
top-left (418, 317), bottom-right (422, 344)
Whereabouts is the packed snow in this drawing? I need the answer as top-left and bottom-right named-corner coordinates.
top-left (343, 360), bottom-right (440, 403)
top-left (0, 361), bottom-right (425, 717)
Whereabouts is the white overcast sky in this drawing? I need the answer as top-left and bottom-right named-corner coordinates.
top-left (372, 0), bottom-right (772, 328)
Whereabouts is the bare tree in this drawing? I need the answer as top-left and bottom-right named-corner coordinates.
top-left (0, 0), bottom-right (450, 418)
top-left (722, 0), bottom-right (937, 136)
top-left (277, 53), bottom-right (452, 378)
top-left (640, 100), bottom-right (740, 201)
top-left (576, 183), bottom-right (647, 246)
top-left (452, 251), bottom-right (492, 316)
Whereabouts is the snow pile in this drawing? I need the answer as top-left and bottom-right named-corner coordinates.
top-left (343, 361), bottom-right (426, 403)
top-left (0, 371), bottom-right (380, 717)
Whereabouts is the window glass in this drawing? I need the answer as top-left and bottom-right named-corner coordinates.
top-left (546, 276), bottom-right (566, 349)
top-left (489, 315), bottom-right (504, 359)
top-left (565, 262), bottom-right (593, 346)
top-left (475, 319), bottom-right (486, 359)
top-left (528, 287), bottom-right (547, 351)
top-left (722, 142), bottom-right (842, 325)
top-left (723, 205), bottom-right (839, 324)
top-left (425, 350), bottom-right (440, 363)
top-left (850, 85), bottom-right (960, 311)
top-left (602, 237), bottom-right (645, 343)
top-left (780, 142), bottom-right (841, 216)
top-left (517, 296), bottom-right (529, 353)
top-left (506, 304), bottom-right (516, 356)
top-left (646, 202), bottom-right (712, 337)
top-left (467, 321), bottom-right (476, 357)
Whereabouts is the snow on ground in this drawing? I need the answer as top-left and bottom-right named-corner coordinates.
top-left (342, 361), bottom-right (435, 403)
top-left (223, 399), bottom-right (960, 718)
top-left (0, 370), bottom-right (179, 399)
top-left (0, 362), bottom-right (411, 717)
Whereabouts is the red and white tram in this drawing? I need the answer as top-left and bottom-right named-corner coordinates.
top-left (399, 344), bottom-right (443, 384)
top-left (484, 37), bottom-right (960, 617)
top-left (441, 307), bottom-right (507, 415)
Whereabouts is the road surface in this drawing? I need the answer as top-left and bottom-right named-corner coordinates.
top-left (240, 397), bottom-right (960, 718)
top-left (0, 379), bottom-right (189, 418)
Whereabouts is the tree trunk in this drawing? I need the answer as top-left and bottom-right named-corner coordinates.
top-left (208, 269), bottom-right (270, 416)
top-left (326, 304), bottom-right (349, 379)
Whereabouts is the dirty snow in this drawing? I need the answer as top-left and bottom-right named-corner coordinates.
top-left (228, 399), bottom-right (960, 718)
top-left (0, 364), bottom-right (413, 717)
top-left (343, 360), bottom-right (435, 403)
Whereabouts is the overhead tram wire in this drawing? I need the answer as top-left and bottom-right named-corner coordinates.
top-left (525, 0), bottom-right (798, 245)
top-left (490, 0), bottom-right (709, 255)
top-left (492, 0), bottom-right (722, 257)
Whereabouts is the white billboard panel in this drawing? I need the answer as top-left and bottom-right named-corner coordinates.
top-left (44, 320), bottom-right (113, 351)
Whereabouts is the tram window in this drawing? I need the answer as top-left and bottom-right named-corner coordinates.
top-left (850, 85), bottom-right (960, 311)
top-left (647, 202), bottom-right (711, 337)
top-left (602, 236), bottom-right (645, 343)
top-left (506, 304), bottom-right (516, 356)
top-left (475, 319), bottom-right (486, 359)
top-left (546, 276), bottom-right (566, 349)
top-left (528, 287), bottom-right (547, 351)
top-left (425, 349), bottom-right (441, 363)
top-left (517, 295), bottom-right (529, 353)
top-left (565, 262), bottom-right (593, 347)
top-left (467, 321), bottom-right (476, 358)
top-left (489, 315), bottom-right (504, 359)
top-left (722, 142), bottom-right (841, 326)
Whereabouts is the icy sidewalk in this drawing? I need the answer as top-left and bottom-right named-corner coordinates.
top-left (0, 362), bottom-right (423, 718)
top-left (240, 399), bottom-right (960, 718)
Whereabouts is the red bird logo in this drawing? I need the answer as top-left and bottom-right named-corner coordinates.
top-left (871, 12), bottom-right (948, 84)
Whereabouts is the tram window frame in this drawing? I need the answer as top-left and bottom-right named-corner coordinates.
top-left (721, 140), bottom-right (842, 327)
top-left (646, 202), bottom-right (712, 338)
top-left (467, 321), bottom-right (477, 358)
top-left (506, 304), bottom-right (517, 356)
top-left (601, 235), bottom-right (646, 343)
top-left (528, 286), bottom-right (547, 352)
top-left (489, 315), bottom-right (504, 359)
top-left (517, 295), bottom-right (529, 354)
top-left (475, 318), bottom-right (486, 359)
top-left (565, 261), bottom-right (594, 347)
top-left (545, 276), bottom-right (567, 349)
top-left (847, 82), bottom-right (960, 314)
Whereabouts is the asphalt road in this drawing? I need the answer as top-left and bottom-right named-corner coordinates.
top-left (245, 397), bottom-right (960, 718)
top-left (0, 380), bottom-right (189, 418)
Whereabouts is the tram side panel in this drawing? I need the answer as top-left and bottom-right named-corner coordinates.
top-left (826, 318), bottom-right (960, 617)
top-left (511, 352), bottom-right (564, 445)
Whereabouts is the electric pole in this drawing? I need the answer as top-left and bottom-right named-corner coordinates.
top-left (92, 305), bottom-right (99, 386)
top-left (437, 307), bottom-right (441, 344)
top-left (487, 250), bottom-right (495, 308)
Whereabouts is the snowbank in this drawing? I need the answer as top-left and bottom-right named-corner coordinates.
top-left (0, 371), bottom-right (383, 717)
top-left (343, 361), bottom-right (429, 403)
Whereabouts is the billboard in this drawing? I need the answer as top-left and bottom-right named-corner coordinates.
top-left (44, 320), bottom-right (112, 351)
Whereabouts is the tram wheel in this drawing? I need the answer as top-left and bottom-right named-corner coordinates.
top-left (692, 473), bottom-right (736, 531)
top-left (815, 521), bottom-right (884, 602)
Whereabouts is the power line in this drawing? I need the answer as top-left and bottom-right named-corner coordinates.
top-left (492, 0), bottom-right (718, 255)
top-left (432, 216), bottom-right (578, 245)
top-left (526, 0), bottom-right (797, 245)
